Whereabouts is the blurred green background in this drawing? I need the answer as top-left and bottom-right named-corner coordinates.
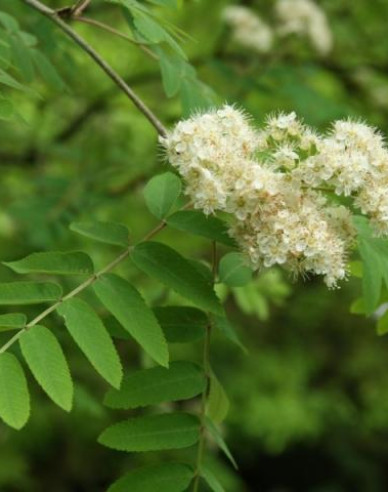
top-left (1, 0), bottom-right (388, 490)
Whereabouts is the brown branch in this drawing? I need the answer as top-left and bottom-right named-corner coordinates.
top-left (21, 0), bottom-right (167, 137)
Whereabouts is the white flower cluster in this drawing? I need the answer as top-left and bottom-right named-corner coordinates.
top-left (223, 0), bottom-right (333, 56)
top-left (222, 6), bottom-right (274, 54)
top-left (275, 0), bottom-right (333, 55)
top-left (161, 105), bottom-right (388, 288)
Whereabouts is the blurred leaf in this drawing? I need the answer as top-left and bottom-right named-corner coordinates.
top-left (355, 216), bottom-right (388, 314)
top-left (213, 315), bottom-right (247, 353)
top-left (144, 172), bottom-right (181, 219)
top-left (201, 466), bottom-right (225, 492)
top-left (153, 306), bottom-right (207, 343)
top-left (104, 361), bottom-right (205, 408)
top-left (19, 325), bottom-right (73, 411)
top-left (167, 211), bottom-right (235, 247)
top-left (0, 282), bottom-right (62, 305)
top-left (94, 274), bottom-right (169, 367)
top-left (70, 221), bottom-right (129, 247)
top-left (207, 372), bottom-right (229, 424)
top-left (99, 412), bottom-right (200, 451)
top-left (4, 251), bottom-right (94, 276)
top-left (0, 353), bottom-right (30, 430)
top-left (107, 463), bottom-right (193, 492)
top-left (219, 252), bottom-right (252, 287)
top-left (131, 241), bottom-right (222, 315)
top-left (57, 298), bottom-right (123, 388)
top-left (9, 35), bottom-right (34, 82)
top-left (377, 309), bottom-right (388, 335)
top-left (206, 417), bottom-right (238, 469)
top-left (32, 49), bottom-right (66, 90)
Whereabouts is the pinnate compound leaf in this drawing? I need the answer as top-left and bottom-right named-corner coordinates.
top-left (0, 353), bottom-right (30, 429)
top-left (107, 463), bottom-right (193, 492)
top-left (143, 172), bottom-right (181, 219)
top-left (70, 221), bottom-right (129, 247)
top-left (0, 313), bottom-right (27, 332)
top-left (0, 282), bottom-right (62, 305)
top-left (57, 298), bottom-right (122, 389)
top-left (93, 274), bottom-right (169, 367)
top-left (19, 325), bottom-right (73, 411)
top-left (167, 211), bottom-right (236, 247)
top-left (207, 372), bottom-right (229, 424)
top-left (4, 251), bottom-right (94, 276)
top-left (104, 361), bottom-right (205, 409)
top-left (131, 242), bottom-right (222, 315)
top-left (219, 252), bottom-right (252, 287)
top-left (153, 306), bottom-right (207, 343)
top-left (98, 412), bottom-right (200, 452)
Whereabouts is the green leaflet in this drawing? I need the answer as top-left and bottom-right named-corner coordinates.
top-left (4, 251), bottom-right (94, 276)
top-left (201, 466), bottom-right (225, 492)
top-left (355, 216), bottom-right (388, 314)
top-left (19, 325), bottom-right (73, 411)
top-left (131, 242), bottom-right (222, 315)
top-left (205, 417), bottom-right (238, 469)
top-left (93, 274), bottom-right (169, 367)
top-left (98, 412), bottom-right (200, 452)
top-left (219, 252), bottom-right (253, 287)
top-left (107, 463), bottom-right (193, 492)
top-left (167, 211), bottom-right (236, 247)
top-left (9, 35), bottom-right (34, 82)
top-left (0, 353), bottom-right (30, 430)
top-left (32, 49), bottom-right (66, 90)
top-left (57, 299), bottom-right (123, 389)
top-left (377, 310), bottom-right (388, 335)
top-left (0, 281), bottom-right (62, 305)
top-left (104, 361), bottom-right (205, 409)
top-left (70, 220), bottom-right (130, 247)
top-left (213, 315), bottom-right (247, 353)
top-left (0, 313), bottom-right (27, 332)
top-left (143, 172), bottom-right (181, 219)
top-left (207, 372), bottom-right (229, 424)
top-left (153, 306), bottom-right (207, 343)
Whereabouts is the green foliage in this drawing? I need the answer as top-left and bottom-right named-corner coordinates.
top-left (131, 241), bottom-right (222, 314)
top-left (207, 372), bottom-right (229, 424)
top-left (355, 217), bottom-right (388, 314)
top-left (153, 306), bottom-right (207, 343)
top-left (4, 251), bottom-right (94, 276)
top-left (93, 273), bottom-right (169, 367)
top-left (0, 313), bottom-right (26, 331)
top-left (0, 282), bottom-right (62, 305)
top-left (201, 465), bottom-right (225, 492)
top-left (0, 353), bottom-right (30, 430)
top-left (104, 361), bottom-right (205, 408)
top-left (167, 210), bottom-right (236, 247)
top-left (107, 463), bottom-right (193, 492)
top-left (219, 252), bottom-right (253, 287)
top-left (19, 325), bottom-right (73, 411)
top-left (143, 172), bottom-right (181, 219)
top-left (98, 412), bottom-right (200, 451)
top-left (57, 298), bottom-right (123, 389)
top-left (70, 221), bottom-right (130, 247)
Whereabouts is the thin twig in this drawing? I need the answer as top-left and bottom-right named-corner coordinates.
top-left (0, 219), bottom-right (168, 355)
top-left (71, 0), bottom-right (92, 17)
top-left (21, 0), bottom-right (167, 137)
